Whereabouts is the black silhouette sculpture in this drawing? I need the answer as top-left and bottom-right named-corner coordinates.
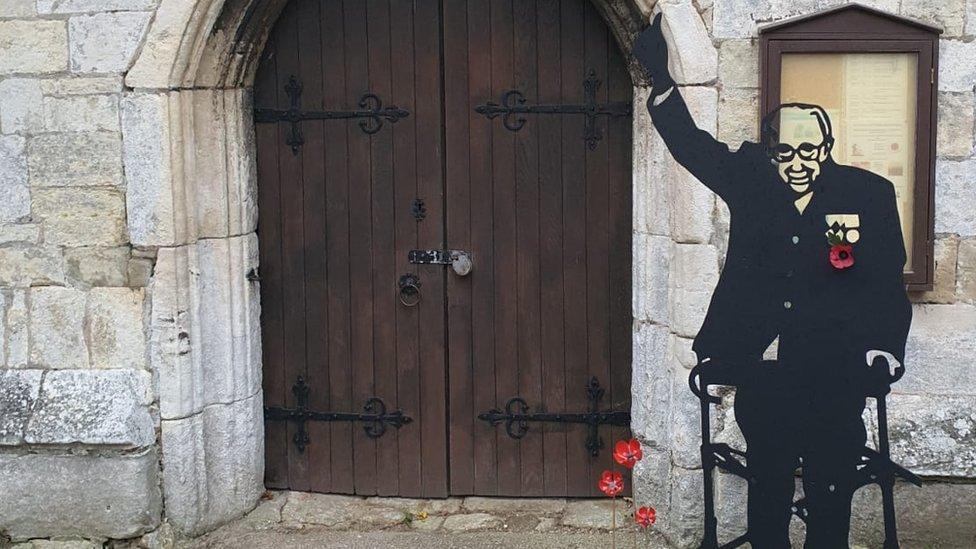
top-left (634, 14), bottom-right (916, 549)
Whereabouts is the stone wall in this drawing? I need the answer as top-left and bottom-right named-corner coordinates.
top-left (629, 0), bottom-right (976, 547)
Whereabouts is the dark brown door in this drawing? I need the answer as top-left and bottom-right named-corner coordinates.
top-left (256, 0), bottom-right (632, 498)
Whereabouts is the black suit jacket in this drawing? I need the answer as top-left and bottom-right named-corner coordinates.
top-left (649, 90), bottom-right (912, 372)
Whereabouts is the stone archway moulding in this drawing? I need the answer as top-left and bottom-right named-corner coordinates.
top-left (122, 0), bottom-right (665, 538)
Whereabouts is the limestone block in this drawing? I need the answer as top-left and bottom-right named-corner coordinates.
top-left (151, 234), bottom-right (262, 419)
top-left (41, 94), bottom-right (120, 133)
top-left (32, 187), bottom-right (127, 246)
top-left (40, 76), bottom-right (123, 96)
top-left (718, 87), bottom-right (758, 148)
top-left (670, 243), bottom-right (720, 338)
top-left (24, 369), bottom-right (154, 446)
top-left (939, 39), bottom-right (976, 92)
top-left (671, 362), bottom-right (709, 469)
top-left (900, 0), bottom-right (965, 37)
top-left (937, 92), bottom-right (974, 158)
top-left (0, 223), bottom-right (40, 245)
top-left (559, 500), bottom-right (631, 530)
top-left (850, 480), bottom-right (976, 547)
top-left (88, 288), bottom-right (147, 369)
top-left (69, 12), bottom-right (152, 74)
top-left (714, 472), bottom-right (748, 541)
top-left (0, 449), bottom-right (161, 540)
top-left (671, 87), bottom-right (718, 243)
top-left (0, 135), bottom-right (29, 222)
top-left (911, 236), bottom-right (959, 304)
top-left (712, 0), bottom-right (764, 38)
top-left (666, 466), bottom-right (706, 548)
top-left (29, 286), bottom-right (88, 369)
top-left (718, 40), bottom-right (758, 89)
top-left (127, 257), bottom-right (154, 287)
top-left (27, 132), bottom-right (123, 187)
top-left (0, 245), bottom-right (66, 287)
top-left (441, 513), bottom-right (503, 532)
top-left (935, 159), bottom-right (976, 235)
top-left (282, 493), bottom-right (366, 529)
top-left (632, 449), bottom-right (673, 533)
top-left (661, 1), bottom-right (718, 85)
top-left (125, 0), bottom-right (209, 88)
top-left (0, 78), bottom-right (43, 134)
top-left (4, 289), bottom-right (29, 367)
top-left (38, 0), bottom-right (156, 13)
top-left (958, 238), bottom-right (976, 301)
top-left (161, 391), bottom-right (264, 535)
top-left (888, 393), bottom-right (976, 477)
top-left (63, 246), bottom-right (129, 287)
top-left (0, 20), bottom-right (67, 75)
top-left (633, 233), bottom-right (671, 324)
top-left (631, 323), bottom-right (672, 445)
top-left (0, 369), bottom-right (42, 444)
top-left (899, 304), bottom-right (976, 396)
top-left (633, 88), bottom-right (672, 237)
top-left (0, 0), bottom-right (34, 17)
top-left (122, 92), bottom-right (182, 246)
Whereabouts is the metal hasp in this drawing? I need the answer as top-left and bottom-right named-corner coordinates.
top-left (254, 75), bottom-right (410, 155)
top-left (408, 249), bottom-right (473, 276)
top-left (478, 376), bottom-right (630, 457)
top-left (475, 69), bottom-right (632, 150)
top-left (264, 377), bottom-right (412, 453)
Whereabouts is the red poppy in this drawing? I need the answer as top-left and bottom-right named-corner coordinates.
top-left (829, 244), bottom-right (854, 269)
top-left (613, 438), bottom-right (643, 469)
top-left (598, 470), bottom-right (624, 497)
top-left (635, 506), bottom-right (657, 528)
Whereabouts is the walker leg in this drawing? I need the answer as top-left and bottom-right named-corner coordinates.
top-left (877, 396), bottom-right (899, 549)
top-left (700, 387), bottom-right (719, 549)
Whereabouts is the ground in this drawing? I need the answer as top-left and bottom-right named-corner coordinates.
top-left (178, 491), bottom-right (670, 549)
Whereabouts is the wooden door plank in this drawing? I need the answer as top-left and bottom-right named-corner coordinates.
top-left (366, 0), bottom-right (399, 497)
top-left (489, 0), bottom-right (521, 497)
top-left (535, 0), bottom-right (568, 497)
top-left (513, 0), bottom-right (544, 497)
top-left (558, 0), bottom-right (591, 496)
top-left (296, 0), bottom-right (332, 494)
top-left (443, 0), bottom-right (475, 496)
top-left (255, 37), bottom-right (289, 490)
top-left (414, 0), bottom-right (448, 497)
top-left (389, 0), bottom-right (423, 497)
top-left (465, 0), bottom-right (499, 497)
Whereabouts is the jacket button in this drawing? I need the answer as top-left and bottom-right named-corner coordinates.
top-left (784, 301), bottom-right (793, 309)
top-left (791, 235), bottom-right (800, 244)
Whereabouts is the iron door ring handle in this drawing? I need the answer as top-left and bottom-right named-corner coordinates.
top-left (398, 273), bottom-right (421, 307)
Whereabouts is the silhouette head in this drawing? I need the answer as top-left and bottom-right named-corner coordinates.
top-left (761, 103), bottom-right (834, 193)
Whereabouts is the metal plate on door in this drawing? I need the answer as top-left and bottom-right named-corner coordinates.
top-left (408, 249), bottom-right (473, 276)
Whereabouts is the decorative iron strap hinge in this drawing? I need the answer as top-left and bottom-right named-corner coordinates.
top-left (478, 376), bottom-right (630, 457)
top-left (264, 377), bottom-right (412, 453)
top-left (254, 75), bottom-right (410, 155)
top-left (475, 69), bottom-right (632, 150)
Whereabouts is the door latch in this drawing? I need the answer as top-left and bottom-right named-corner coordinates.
top-left (408, 249), bottom-right (473, 276)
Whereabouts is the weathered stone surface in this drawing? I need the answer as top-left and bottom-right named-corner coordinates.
top-left (161, 391), bottom-right (264, 535)
top-left (850, 480), bottom-right (976, 547)
top-left (632, 450), bottom-right (673, 535)
top-left (0, 449), bottom-right (161, 540)
top-left (29, 286), bottom-right (88, 369)
top-left (69, 12), bottom-right (152, 73)
top-left (888, 393), bottom-right (976, 477)
top-left (0, 223), bottom-right (40, 245)
top-left (32, 187), bottom-right (127, 246)
top-left (122, 92), bottom-right (179, 246)
top-left (442, 513), bottom-right (504, 532)
top-left (22, 540), bottom-right (103, 549)
top-left (28, 132), bottom-right (123, 187)
top-left (633, 88), bottom-right (672, 238)
top-left (911, 236), bottom-right (959, 304)
top-left (461, 497), bottom-right (565, 514)
top-left (0, 20), bottom-right (67, 74)
top-left (560, 500), bottom-right (631, 530)
top-left (671, 87), bottom-right (718, 243)
top-left (0, 78), bottom-right (43, 134)
top-left (239, 494), bottom-right (286, 531)
top-left (714, 472), bottom-right (748, 541)
top-left (367, 497), bottom-right (462, 515)
top-left (24, 369), bottom-right (154, 446)
top-left (128, 257), bottom-right (155, 287)
top-left (0, 0), bottom-right (34, 17)
top-left (937, 92), bottom-right (974, 158)
top-left (718, 87), bottom-right (758, 147)
top-left (935, 159), bottom-right (976, 235)
top-left (712, 0), bottom-right (763, 38)
top-left (661, 1), bottom-right (718, 84)
top-left (958, 238), bottom-right (976, 301)
top-left (282, 493), bottom-right (365, 529)
top-left (900, 0), bottom-right (965, 37)
top-left (632, 323), bottom-right (671, 445)
top-left (63, 246), bottom-right (129, 287)
top-left (0, 245), bottom-right (65, 287)
top-left (900, 304), bottom-right (976, 396)
top-left (939, 39), bottom-right (976, 92)
top-left (0, 369), bottom-right (42, 444)
top-left (151, 234), bottom-right (262, 419)
top-left (4, 289), bottom-right (29, 367)
top-left (0, 135), bottom-right (29, 223)
top-left (125, 0), bottom-right (200, 88)
top-left (633, 234), bottom-right (671, 324)
top-left (41, 76), bottom-right (123, 96)
top-left (88, 288), bottom-right (147, 369)
top-left (718, 40), bottom-right (758, 88)
top-left (38, 0), bottom-right (156, 13)
top-left (669, 243), bottom-right (720, 338)
top-left (41, 94), bottom-right (120, 133)
top-left (666, 466), bottom-right (705, 548)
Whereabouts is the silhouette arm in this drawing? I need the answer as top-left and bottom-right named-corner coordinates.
top-left (867, 183), bottom-right (912, 363)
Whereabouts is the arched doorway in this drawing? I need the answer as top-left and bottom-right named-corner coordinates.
top-left (255, 0), bottom-right (633, 498)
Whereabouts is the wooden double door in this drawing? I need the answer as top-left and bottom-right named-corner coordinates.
top-left (256, 0), bottom-right (633, 498)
